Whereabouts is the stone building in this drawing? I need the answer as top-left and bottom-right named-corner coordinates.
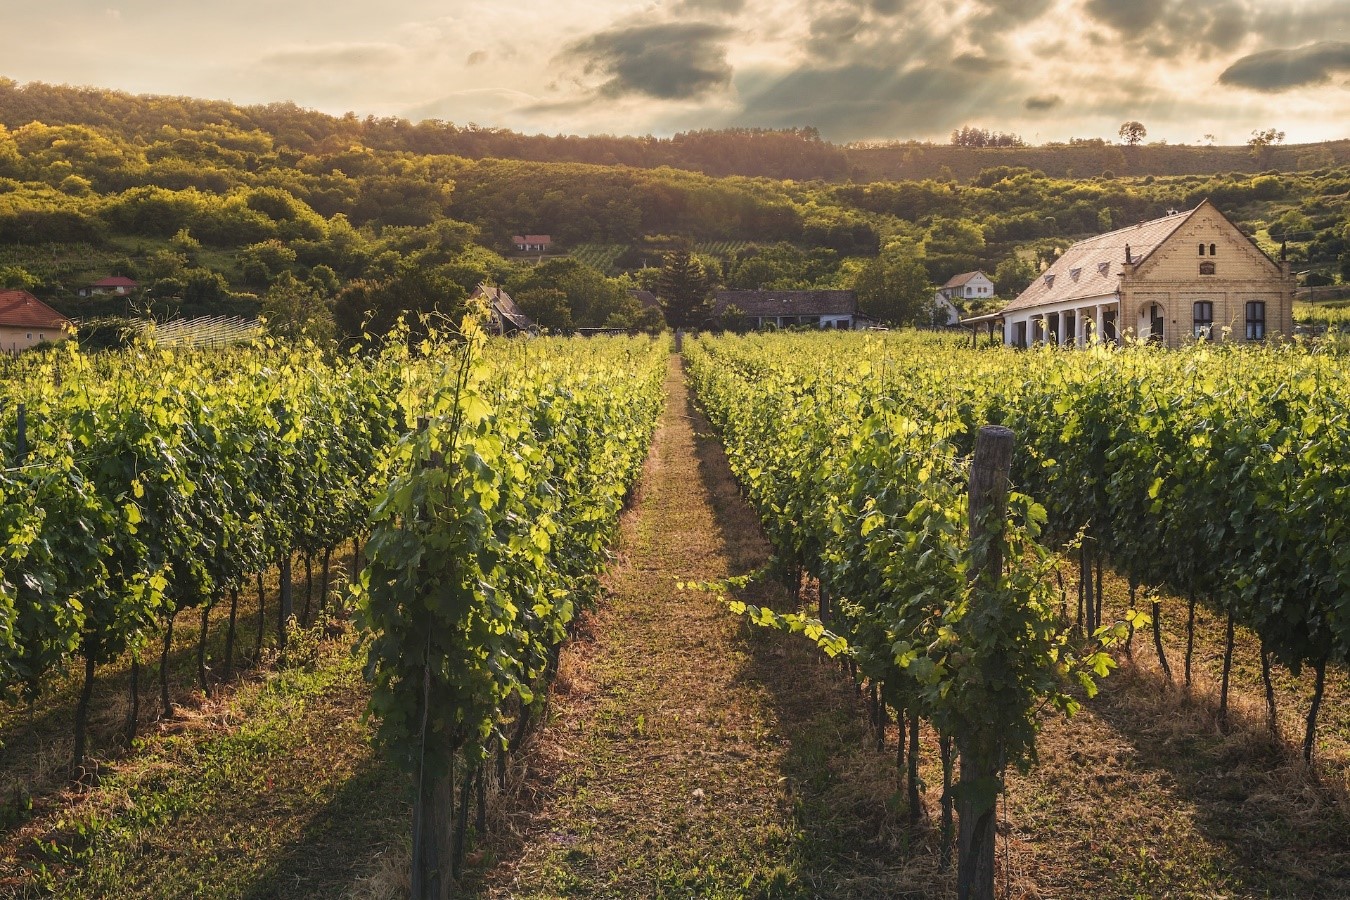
top-left (998, 200), bottom-right (1294, 348)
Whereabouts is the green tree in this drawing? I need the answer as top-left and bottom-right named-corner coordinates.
top-left (237, 239), bottom-right (297, 285)
top-left (853, 251), bottom-right (932, 326)
top-left (1248, 128), bottom-right (1285, 167)
top-left (655, 249), bottom-right (713, 329)
top-left (515, 287), bottom-right (573, 333)
top-left (0, 265), bottom-right (41, 291)
top-left (993, 255), bottom-right (1038, 297)
top-left (169, 227), bottom-right (202, 262)
top-left (260, 271), bottom-right (335, 342)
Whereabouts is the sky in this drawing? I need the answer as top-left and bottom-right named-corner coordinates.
top-left (4, 0), bottom-right (1349, 145)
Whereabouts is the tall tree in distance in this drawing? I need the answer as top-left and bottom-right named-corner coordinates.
top-left (1118, 121), bottom-right (1147, 146)
top-left (655, 247), bottom-right (714, 329)
top-left (1248, 128), bottom-right (1285, 167)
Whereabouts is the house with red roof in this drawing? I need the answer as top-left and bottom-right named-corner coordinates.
top-left (512, 235), bottom-right (552, 253)
top-left (0, 290), bottom-right (74, 353)
top-left (78, 276), bottom-right (140, 298)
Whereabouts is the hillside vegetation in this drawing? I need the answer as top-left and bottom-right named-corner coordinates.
top-left (0, 77), bottom-right (1346, 335)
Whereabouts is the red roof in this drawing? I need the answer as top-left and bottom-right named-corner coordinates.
top-left (92, 276), bottom-right (139, 288)
top-left (512, 235), bottom-right (552, 244)
top-left (0, 290), bottom-right (73, 329)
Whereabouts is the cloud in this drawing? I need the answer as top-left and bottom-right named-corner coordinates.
top-left (560, 22), bottom-right (735, 100)
top-left (1219, 41), bottom-right (1350, 92)
top-left (259, 42), bottom-right (404, 70)
top-left (1082, 0), bottom-right (1250, 57)
top-left (1024, 94), bottom-right (1062, 111)
top-left (466, 50), bottom-right (488, 67)
top-left (736, 62), bottom-right (1010, 139)
top-left (806, 11), bottom-right (865, 60)
top-left (669, 0), bottom-right (746, 14)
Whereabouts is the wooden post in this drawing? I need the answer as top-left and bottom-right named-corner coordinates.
top-left (674, 328), bottom-right (684, 352)
top-left (411, 417), bottom-right (454, 900)
top-left (277, 556), bottom-right (292, 650)
top-left (957, 425), bottom-right (1014, 900)
top-left (16, 403), bottom-right (27, 461)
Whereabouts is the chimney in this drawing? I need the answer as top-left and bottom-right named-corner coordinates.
top-left (1125, 244), bottom-right (1132, 264)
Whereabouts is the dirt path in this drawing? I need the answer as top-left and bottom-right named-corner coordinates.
top-left (477, 357), bottom-right (920, 899)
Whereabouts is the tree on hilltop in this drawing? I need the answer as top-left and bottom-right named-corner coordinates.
top-left (1118, 121), bottom-right (1147, 146)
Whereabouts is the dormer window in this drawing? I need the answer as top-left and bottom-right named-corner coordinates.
top-left (1070, 267), bottom-right (1082, 281)
top-left (1098, 261), bottom-right (1110, 275)
top-left (1044, 274), bottom-right (1055, 287)
top-left (1200, 261), bottom-right (1216, 275)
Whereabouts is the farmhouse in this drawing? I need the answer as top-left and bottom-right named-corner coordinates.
top-left (933, 270), bottom-right (994, 325)
top-left (513, 235), bottom-right (552, 253)
top-left (714, 290), bottom-right (869, 330)
top-left (472, 284), bottom-right (534, 335)
top-left (77, 276), bottom-right (139, 298)
top-left (0, 290), bottom-right (73, 353)
top-left (998, 200), bottom-right (1294, 348)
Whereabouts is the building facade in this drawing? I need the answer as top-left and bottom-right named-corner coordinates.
top-left (0, 290), bottom-right (73, 353)
top-left (714, 290), bottom-right (868, 330)
top-left (999, 201), bottom-right (1294, 349)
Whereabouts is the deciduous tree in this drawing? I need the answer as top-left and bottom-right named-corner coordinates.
top-left (1118, 121), bottom-right (1147, 146)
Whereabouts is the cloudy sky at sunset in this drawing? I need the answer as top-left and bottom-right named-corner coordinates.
top-left (5, 0), bottom-right (1348, 144)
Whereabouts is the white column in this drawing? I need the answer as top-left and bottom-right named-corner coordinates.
top-left (1094, 306), bottom-right (1104, 344)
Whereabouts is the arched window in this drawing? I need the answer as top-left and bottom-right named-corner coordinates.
top-left (1245, 301), bottom-right (1266, 340)
top-left (1210, 243), bottom-right (1217, 256)
top-left (1200, 261), bottom-right (1216, 275)
top-left (1192, 301), bottom-right (1213, 338)
top-left (1198, 243), bottom-right (1206, 256)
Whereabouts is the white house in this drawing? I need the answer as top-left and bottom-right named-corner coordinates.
top-left (933, 271), bottom-right (995, 326)
top-left (998, 200), bottom-right (1293, 349)
top-left (512, 235), bottom-right (552, 253)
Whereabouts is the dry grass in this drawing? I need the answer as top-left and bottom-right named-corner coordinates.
top-left (472, 357), bottom-right (928, 898)
top-left (0, 551), bottom-right (412, 899)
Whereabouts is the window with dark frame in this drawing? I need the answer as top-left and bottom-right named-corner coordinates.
top-left (1199, 243), bottom-right (1206, 256)
top-left (1192, 301), bottom-right (1213, 338)
top-left (1245, 301), bottom-right (1266, 340)
top-left (1210, 243), bottom-right (1217, 255)
top-left (1200, 261), bottom-right (1216, 275)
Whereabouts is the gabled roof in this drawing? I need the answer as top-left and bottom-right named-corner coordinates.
top-left (474, 284), bottom-right (533, 330)
top-left (0, 290), bottom-right (72, 329)
top-left (512, 234), bottom-right (552, 244)
top-left (942, 271), bottom-right (990, 288)
top-left (1000, 207), bottom-right (1196, 314)
top-left (627, 289), bottom-right (661, 311)
top-left (92, 276), bottom-right (138, 288)
top-left (714, 290), bottom-right (857, 317)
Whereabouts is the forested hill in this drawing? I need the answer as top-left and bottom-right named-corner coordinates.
top-left (3, 78), bottom-right (1348, 184)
